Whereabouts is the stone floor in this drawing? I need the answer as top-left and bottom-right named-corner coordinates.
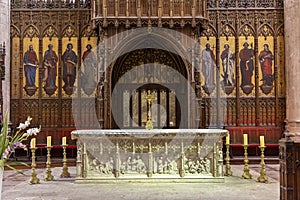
top-left (1, 164), bottom-right (279, 200)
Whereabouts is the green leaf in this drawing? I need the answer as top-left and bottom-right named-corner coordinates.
top-left (0, 111), bottom-right (9, 160)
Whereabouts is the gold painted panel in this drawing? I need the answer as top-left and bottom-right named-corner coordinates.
top-left (258, 36), bottom-right (274, 96)
top-left (11, 38), bottom-right (20, 98)
top-left (62, 37), bottom-right (78, 97)
top-left (23, 37), bottom-right (40, 98)
top-left (42, 37), bottom-right (59, 98)
top-left (80, 37), bottom-right (98, 97)
top-left (277, 36), bottom-right (285, 97)
top-left (199, 37), bottom-right (217, 97)
top-left (220, 36), bottom-right (236, 97)
top-left (238, 36), bottom-right (255, 96)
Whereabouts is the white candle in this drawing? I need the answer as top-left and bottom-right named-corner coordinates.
top-left (30, 138), bottom-right (36, 148)
top-left (260, 136), bottom-right (265, 147)
top-left (62, 136), bottom-right (67, 145)
top-left (243, 134), bottom-right (248, 145)
top-left (226, 134), bottom-right (230, 145)
top-left (47, 136), bottom-right (51, 147)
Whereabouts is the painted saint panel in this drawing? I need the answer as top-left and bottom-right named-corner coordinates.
top-left (239, 36), bottom-right (255, 96)
top-left (42, 37), bottom-right (59, 97)
top-left (81, 37), bottom-right (98, 96)
top-left (23, 37), bottom-right (39, 97)
top-left (258, 36), bottom-right (274, 96)
top-left (220, 36), bottom-right (235, 96)
top-left (62, 37), bottom-right (78, 96)
top-left (199, 37), bottom-right (216, 96)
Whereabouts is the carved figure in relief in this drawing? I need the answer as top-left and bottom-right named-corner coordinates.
top-left (202, 43), bottom-right (216, 94)
top-left (62, 43), bottom-right (78, 93)
top-left (204, 157), bottom-right (211, 174)
top-left (259, 44), bottom-right (274, 87)
top-left (81, 44), bottom-right (97, 95)
top-left (221, 44), bottom-right (235, 86)
top-left (239, 42), bottom-right (254, 87)
top-left (42, 44), bottom-right (58, 95)
top-left (24, 45), bottom-right (38, 88)
top-left (136, 155), bottom-right (146, 173)
top-left (157, 156), bottom-right (164, 174)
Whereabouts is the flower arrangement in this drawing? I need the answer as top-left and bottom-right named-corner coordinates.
top-left (0, 111), bottom-right (41, 172)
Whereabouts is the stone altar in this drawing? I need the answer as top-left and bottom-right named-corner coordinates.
top-left (71, 129), bottom-right (228, 182)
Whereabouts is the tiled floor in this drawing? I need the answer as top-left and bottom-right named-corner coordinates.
top-left (1, 164), bottom-right (279, 200)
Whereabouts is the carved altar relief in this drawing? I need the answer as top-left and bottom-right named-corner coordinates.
top-left (72, 129), bottom-right (227, 182)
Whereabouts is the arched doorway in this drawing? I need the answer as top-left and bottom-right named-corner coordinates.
top-left (111, 48), bottom-right (188, 129)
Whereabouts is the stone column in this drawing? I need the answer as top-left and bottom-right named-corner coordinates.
top-left (280, 1), bottom-right (300, 200)
top-left (0, 0), bottom-right (10, 116)
top-left (285, 0), bottom-right (300, 136)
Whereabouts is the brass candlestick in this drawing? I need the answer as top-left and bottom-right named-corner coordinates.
top-left (242, 145), bottom-right (252, 179)
top-left (44, 146), bottom-right (54, 181)
top-left (29, 147), bottom-right (40, 184)
top-left (60, 144), bottom-right (71, 178)
top-left (224, 144), bottom-right (233, 176)
top-left (257, 146), bottom-right (268, 183)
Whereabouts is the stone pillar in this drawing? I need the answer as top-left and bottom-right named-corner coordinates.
top-left (285, 0), bottom-right (300, 136)
top-left (280, 1), bottom-right (300, 199)
top-left (0, 0), bottom-right (10, 116)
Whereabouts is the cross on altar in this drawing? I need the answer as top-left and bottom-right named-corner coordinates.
top-left (143, 90), bottom-right (157, 130)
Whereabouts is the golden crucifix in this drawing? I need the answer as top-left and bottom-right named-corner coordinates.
top-left (143, 90), bottom-right (157, 130)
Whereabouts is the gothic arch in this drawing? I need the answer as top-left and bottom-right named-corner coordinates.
top-left (106, 28), bottom-right (193, 82)
top-left (277, 24), bottom-right (284, 36)
top-left (220, 24), bottom-right (236, 39)
top-left (258, 23), bottom-right (274, 39)
top-left (42, 25), bottom-right (58, 39)
top-left (61, 24), bottom-right (77, 39)
top-left (80, 24), bottom-right (97, 39)
top-left (23, 25), bottom-right (40, 38)
top-left (10, 24), bottom-right (20, 38)
top-left (201, 23), bottom-right (217, 39)
top-left (239, 24), bottom-right (255, 38)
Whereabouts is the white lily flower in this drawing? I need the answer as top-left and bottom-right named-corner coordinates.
top-left (17, 123), bottom-right (27, 130)
top-left (25, 128), bottom-right (40, 136)
top-left (25, 116), bottom-right (32, 126)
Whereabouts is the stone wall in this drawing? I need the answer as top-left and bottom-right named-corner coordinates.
top-left (0, 0), bottom-right (10, 115)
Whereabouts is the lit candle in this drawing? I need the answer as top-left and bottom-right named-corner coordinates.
top-left (62, 136), bottom-right (67, 145)
top-left (47, 136), bottom-right (51, 147)
top-left (260, 136), bottom-right (265, 147)
top-left (243, 134), bottom-right (248, 145)
top-left (30, 138), bottom-right (36, 148)
top-left (226, 134), bottom-right (230, 145)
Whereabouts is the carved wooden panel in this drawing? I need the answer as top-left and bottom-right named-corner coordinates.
top-left (10, 1), bottom-right (285, 147)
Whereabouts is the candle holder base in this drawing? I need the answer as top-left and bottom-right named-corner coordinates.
top-left (224, 144), bottom-right (233, 176)
top-left (29, 147), bottom-right (40, 185)
top-left (242, 145), bottom-right (252, 179)
top-left (60, 145), bottom-right (71, 178)
top-left (44, 172), bottom-right (54, 181)
top-left (242, 169), bottom-right (253, 179)
top-left (257, 174), bottom-right (268, 183)
top-left (257, 146), bottom-right (268, 183)
top-left (44, 147), bottom-right (54, 181)
top-left (29, 174), bottom-right (40, 185)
